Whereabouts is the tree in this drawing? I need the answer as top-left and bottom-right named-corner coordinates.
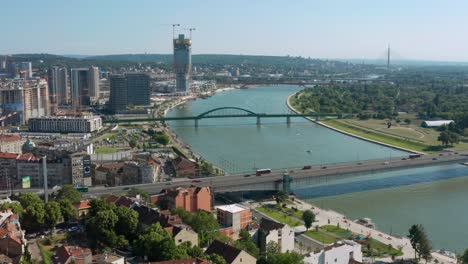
top-left (438, 131), bottom-right (460, 146)
top-left (129, 138), bottom-right (137, 149)
top-left (87, 209), bottom-right (128, 249)
top-left (0, 202), bottom-right (24, 216)
top-left (274, 191), bottom-right (288, 206)
top-left (153, 132), bottom-right (170, 146)
top-left (128, 188), bottom-right (149, 201)
top-left (207, 254), bottom-right (227, 264)
top-left (176, 208), bottom-right (220, 246)
top-left (408, 224), bottom-right (432, 262)
top-left (262, 241), bottom-right (304, 264)
top-left (234, 229), bottom-right (259, 257)
top-left (18, 193), bottom-right (45, 231)
top-left (45, 201), bottom-right (63, 228)
top-left (134, 223), bottom-right (187, 261)
top-left (302, 210), bottom-right (315, 230)
top-left (58, 199), bottom-right (76, 222)
top-left (460, 249), bottom-right (468, 264)
top-left (114, 206), bottom-right (138, 241)
top-left (56, 185), bottom-right (82, 203)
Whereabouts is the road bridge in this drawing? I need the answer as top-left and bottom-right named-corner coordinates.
top-left (80, 151), bottom-right (468, 197)
top-left (104, 106), bottom-right (346, 126)
top-left (2, 152), bottom-right (467, 199)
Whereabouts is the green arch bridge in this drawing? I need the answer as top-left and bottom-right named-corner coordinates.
top-left (104, 106), bottom-right (348, 126)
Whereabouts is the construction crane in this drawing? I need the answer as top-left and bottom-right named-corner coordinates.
top-left (183, 28), bottom-right (196, 40)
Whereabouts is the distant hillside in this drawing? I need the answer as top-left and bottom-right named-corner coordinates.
top-left (85, 54), bottom-right (324, 65)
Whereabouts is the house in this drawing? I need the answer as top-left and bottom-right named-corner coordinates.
top-left (0, 210), bottom-right (25, 263)
top-left (303, 240), bottom-right (363, 264)
top-left (421, 120), bottom-right (454, 128)
top-left (132, 205), bottom-right (198, 246)
top-left (52, 245), bottom-right (92, 264)
top-left (74, 200), bottom-right (91, 219)
top-left (205, 240), bottom-right (256, 264)
top-left (216, 204), bottom-right (252, 237)
top-left (93, 162), bottom-right (125, 186)
top-left (166, 225), bottom-right (198, 246)
top-left (105, 195), bottom-right (137, 208)
top-left (256, 218), bottom-right (294, 254)
top-left (150, 186), bottom-right (211, 213)
top-left (93, 253), bottom-right (125, 264)
top-left (150, 258), bottom-right (210, 264)
top-left (171, 157), bottom-right (198, 177)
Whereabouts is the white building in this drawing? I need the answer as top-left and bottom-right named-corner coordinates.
top-left (422, 120), bottom-right (454, 128)
top-left (28, 116), bottom-right (102, 133)
top-left (20, 62), bottom-right (32, 78)
top-left (303, 240), bottom-right (363, 264)
top-left (256, 218), bottom-right (294, 253)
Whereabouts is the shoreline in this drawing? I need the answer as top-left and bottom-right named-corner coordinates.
top-left (286, 92), bottom-right (422, 154)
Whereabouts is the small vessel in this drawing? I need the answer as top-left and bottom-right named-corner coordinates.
top-left (354, 217), bottom-right (376, 229)
top-left (306, 150), bottom-right (311, 153)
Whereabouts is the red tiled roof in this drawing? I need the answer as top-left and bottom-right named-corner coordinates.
top-left (74, 200), bottom-right (91, 210)
top-left (0, 152), bottom-right (19, 159)
top-left (0, 134), bottom-right (21, 142)
top-left (53, 245), bottom-right (91, 264)
top-left (17, 152), bottom-right (39, 161)
top-left (106, 195), bottom-right (120, 203)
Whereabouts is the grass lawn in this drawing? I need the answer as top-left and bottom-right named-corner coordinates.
top-left (304, 230), bottom-right (339, 244)
top-left (256, 206), bottom-right (302, 227)
top-left (95, 147), bottom-right (118, 154)
top-left (281, 207), bottom-right (304, 219)
top-left (322, 225), bottom-right (353, 239)
top-left (322, 119), bottom-right (433, 153)
top-left (365, 238), bottom-right (403, 257)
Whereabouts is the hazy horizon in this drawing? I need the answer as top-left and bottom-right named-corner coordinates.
top-left (3, 0), bottom-right (468, 62)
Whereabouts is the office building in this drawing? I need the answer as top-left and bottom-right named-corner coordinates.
top-left (173, 34), bottom-right (192, 92)
top-left (48, 67), bottom-right (69, 111)
top-left (28, 115), bottom-right (102, 133)
top-left (20, 62), bottom-right (32, 78)
top-left (70, 67), bottom-right (99, 112)
top-left (0, 78), bottom-right (49, 124)
top-left (109, 73), bottom-right (150, 114)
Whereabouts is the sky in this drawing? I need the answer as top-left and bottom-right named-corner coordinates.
top-left (2, 0), bottom-right (468, 61)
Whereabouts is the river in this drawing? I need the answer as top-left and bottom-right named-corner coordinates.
top-left (167, 85), bottom-right (468, 252)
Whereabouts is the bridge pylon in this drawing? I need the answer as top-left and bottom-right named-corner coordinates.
top-left (286, 116), bottom-right (291, 125)
top-left (256, 116), bottom-right (261, 126)
top-left (195, 119), bottom-right (199, 127)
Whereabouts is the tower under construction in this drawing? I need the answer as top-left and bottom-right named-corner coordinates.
top-left (173, 34), bottom-right (192, 92)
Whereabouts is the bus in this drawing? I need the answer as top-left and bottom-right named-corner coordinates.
top-left (256, 169), bottom-right (272, 176)
top-left (75, 186), bottom-right (89, 193)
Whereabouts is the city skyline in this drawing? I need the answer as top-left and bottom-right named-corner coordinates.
top-left (2, 0), bottom-right (468, 62)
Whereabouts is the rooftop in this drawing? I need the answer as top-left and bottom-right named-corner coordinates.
top-left (216, 204), bottom-right (249, 214)
top-left (0, 134), bottom-right (21, 142)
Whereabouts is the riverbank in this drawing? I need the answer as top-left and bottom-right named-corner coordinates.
top-left (286, 92), bottom-right (422, 154)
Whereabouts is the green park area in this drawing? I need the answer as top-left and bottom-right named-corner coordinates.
top-left (304, 229), bottom-right (339, 244)
top-left (256, 206), bottom-right (302, 227)
top-left (37, 234), bottom-right (68, 264)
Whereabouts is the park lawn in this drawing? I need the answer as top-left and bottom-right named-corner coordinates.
top-left (304, 230), bottom-right (339, 244)
top-left (95, 147), bottom-right (118, 154)
top-left (322, 225), bottom-right (352, 239)
top-left (256, 206), bottom-right (302, 227)
top-left (281, 207), bottom-right (303, 219)
top-left (366, 238), bottom-right (403, 257)
top-left (322, 119), bottom-right (434, 153)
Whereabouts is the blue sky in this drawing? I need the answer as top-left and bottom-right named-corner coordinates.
top-left (2, 0), bottom-right (468, 61)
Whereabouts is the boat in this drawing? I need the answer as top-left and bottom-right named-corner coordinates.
top-left (354, 217), bottom-right (376, 229)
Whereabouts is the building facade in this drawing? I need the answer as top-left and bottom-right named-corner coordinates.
top-left (28, 116), bottom-right (102, 133)
top-left (70, 67), bottom-right (99, 112)
top-left (20, 62), bottom-right (32, 78)
top-left (256, 218), bottom-right (294, 254)
top-left (303, 240), bottom-right (363, 264)
top-left (109, 73), bottom-right (150, 114)
top-left (0, 78), bottom-right (49, 124)
top-left (216, 204), bottom-right (252, 233)
top-left (173, 34), bottom-right (192, 92)
top-left (151, 186), bottom-right (212, 213)
top-left (48, 66), bottom-right (68, 110)
top-left (0, 134), bottom-right (24, 154)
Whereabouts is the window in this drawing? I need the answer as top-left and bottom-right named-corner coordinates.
top-left (335, 258), bottom-right (337, 262)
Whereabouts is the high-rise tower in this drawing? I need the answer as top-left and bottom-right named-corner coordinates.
top-left (48, 66), bottom-right (68, 112)
top-left (173, 34), bottom-right (192, 92)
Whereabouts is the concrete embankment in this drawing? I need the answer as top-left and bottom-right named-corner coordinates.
top-left (286, 92), bottom-right (422, 154)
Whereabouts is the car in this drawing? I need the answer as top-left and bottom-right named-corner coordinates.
top-left (191, 179), bottom-right (202, 183)
top-left (302, 165), bottom-right (312, 170)
top-left (122, 187), bottom-right (130, 190)
top-left (432, 157), bottom-right (438, 160)
top-left (165, 182), bottom-right (172, 185)
top-left (383, 161), bottom-right (389, 165)
top-left (401, 158), bottom-right (407, 160)
top-left (244, 174), bottom-right (251, 177)
top-left (321, 166), bottom-right (327, 169)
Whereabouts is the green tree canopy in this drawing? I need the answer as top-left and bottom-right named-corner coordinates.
top-left (45, 201), bottom-right (63, 228)
top-left (234, 229), bottom-right (259, 257)
top-left (114, 206), bottom-right (139, 241)
top-left (207, 254), bottom-right (227, 264)
top-left (408, 224), bottom-right (432, 262)
top-left (58, 199), bottom-right (77, 222)
top-left (0, 202), bottom-right (24, 216)
top-left (56, 185), bottom-right (83, 203)
top-left (302, 210), bottom-right (315, 230)
top-left (460, 249), bottom-right (468, 264)
top-left (18, 193), bottom-right (45, 231)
